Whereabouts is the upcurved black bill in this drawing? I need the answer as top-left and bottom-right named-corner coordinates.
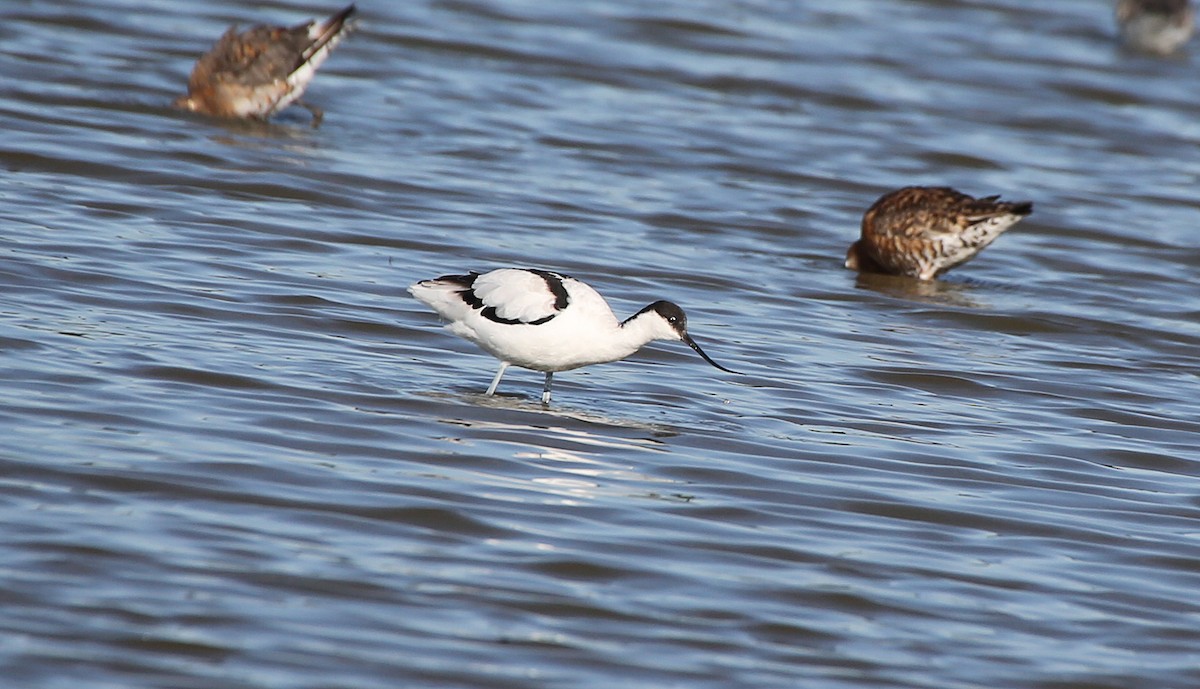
top-left (682, 333), bottom-right (741, 375)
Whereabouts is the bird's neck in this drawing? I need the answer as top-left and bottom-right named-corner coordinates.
top-left (617, 310), bottom-right (669, 351)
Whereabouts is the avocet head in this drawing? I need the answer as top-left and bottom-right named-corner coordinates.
top-left (639, 301), bottom-right (740, 375)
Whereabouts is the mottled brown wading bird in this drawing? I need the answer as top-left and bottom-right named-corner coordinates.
top-left (845, 186), bottom-right (1033, 281)
top-left (174, 4), bottom-right (357, 126)
top-left (1115, 0), bottom-right (1195, 55)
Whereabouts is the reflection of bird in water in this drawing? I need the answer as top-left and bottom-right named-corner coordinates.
top-left (410, 268), bottom-right (740, 405)
top-left (845, 186), bottom-right (1032, 281)
top-left (1115, 0), bottom-right (1195, 55)
top-left (174, 4), bottom-right (357, 125)
top-left (851, 271), bottom-right (985, 309)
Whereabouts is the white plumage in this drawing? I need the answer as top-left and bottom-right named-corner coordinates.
top-left (459, 269), bottom-right (564, 325)
top-left (410, 268), bottom-right (739, 404)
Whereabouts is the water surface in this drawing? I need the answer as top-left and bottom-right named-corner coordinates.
top-left (2, 1), bottom-right (1199, 687)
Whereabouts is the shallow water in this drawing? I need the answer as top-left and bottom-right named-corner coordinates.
top-left (2, 0), bottom-right (1199, 687)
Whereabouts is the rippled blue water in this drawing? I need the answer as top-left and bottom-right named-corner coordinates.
top-left (2, 1), bottom-right (1199, 687)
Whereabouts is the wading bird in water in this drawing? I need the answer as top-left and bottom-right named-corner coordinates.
top-left (1115, 0), bottom-right (1195, 55)
top-left (410, 268), bottom-right (740, 404)
top-left (845, 186), bottom-right (1032, 281)
top-left (174, 4), bottom-right (357, 126)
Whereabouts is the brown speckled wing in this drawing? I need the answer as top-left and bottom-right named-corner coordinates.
top-left (177, 5), bottom-right (356, 119)
top-left (852, 186), bottom-right (1031, 280)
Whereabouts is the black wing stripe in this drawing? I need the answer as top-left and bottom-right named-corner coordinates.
top-left (479, 306), bottom-right (555, 326)
top-left (451, 272), bottom-right (484, 310)
top-left (456, 270), bottom-right (568, 326)
top-left (528, 269), bottom-right (570, 310)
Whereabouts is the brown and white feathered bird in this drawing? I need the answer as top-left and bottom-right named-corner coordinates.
top-left (174, 4), bottom-right (357, 125)
top-left (845, 186), bottom-right (1033, 281)
top-left (1115, 0), bottom-right (1195, 55)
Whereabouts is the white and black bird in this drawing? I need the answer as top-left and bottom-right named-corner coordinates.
top-left (409, 268), bottom-right (740, 404)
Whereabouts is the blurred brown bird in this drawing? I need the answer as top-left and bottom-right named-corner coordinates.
top-left (845, 186), bottom-right (1032, 281)
top-left (174, 4), bottom-right (357, 125)
top-left (1115, 0), bottom-right (1195, 55)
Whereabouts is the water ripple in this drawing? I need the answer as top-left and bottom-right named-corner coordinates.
top-left (2, 0), bottom-right (1199, 687)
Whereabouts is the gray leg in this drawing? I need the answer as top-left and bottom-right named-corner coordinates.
top-left (298, 100), bottom-right (324, 128)
top-left (541, 372), bottom-right (554, 405)
top-left (486, 362), bottom-right (510, 396)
